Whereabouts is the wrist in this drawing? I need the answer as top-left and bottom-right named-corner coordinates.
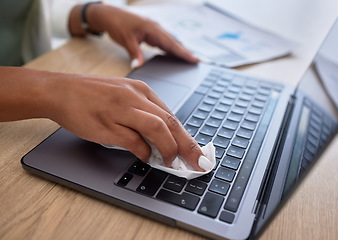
top-left (81, 2), bottom-right (105, 36)
top-left (69, 2), bottom-right (105, 37)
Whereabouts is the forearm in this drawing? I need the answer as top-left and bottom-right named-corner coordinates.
top-left (0, 67), bottom-right (55, 122)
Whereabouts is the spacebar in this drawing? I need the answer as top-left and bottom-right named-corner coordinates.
top-left (176, 92), bottom-right (204, 124)
top-left (224, 92), bottom-right (279, 213)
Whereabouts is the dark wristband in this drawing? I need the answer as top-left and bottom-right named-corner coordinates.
top-left (81, 2), bottom-right (104, 36)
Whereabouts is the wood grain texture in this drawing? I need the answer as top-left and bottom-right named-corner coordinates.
top-left (1, 0), bottom-right (337, 239)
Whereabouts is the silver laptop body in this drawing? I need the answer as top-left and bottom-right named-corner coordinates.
top-left (22, 19), bottom-right (338, 240)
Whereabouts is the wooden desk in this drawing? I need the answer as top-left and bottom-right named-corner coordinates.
top-left (1, 0), bottom-right (337, 239)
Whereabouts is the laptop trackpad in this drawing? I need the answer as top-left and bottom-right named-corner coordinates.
top-left (130, 73), bottom-right (191, 111)
top-left (145, 78), bottom-right (190, 110)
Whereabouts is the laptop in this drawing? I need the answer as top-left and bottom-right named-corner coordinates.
top-left (21, 19), bottom-right (338, 240)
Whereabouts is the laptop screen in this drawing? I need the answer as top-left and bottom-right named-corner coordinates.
top-left (281, 19), bottom-right (338, 195)
top-left (297, 19), bottom-right (338, 117)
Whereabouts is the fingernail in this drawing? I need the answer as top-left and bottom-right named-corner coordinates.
top-left (198, 155), bottom-right (213, 171)
top-left (130, 58), bottom-right (140, 69)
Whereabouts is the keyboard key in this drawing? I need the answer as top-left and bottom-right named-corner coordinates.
top-left (309, 126), bottom-right (320, 138)
top-left (252, 100), bottom-right (265, 108)
top-left (216, 103), bottom-right (231, 113)
top-left (311, 107), bottom-right (321, 120)
top-left (195, 134), bottom-right (213, 146)
top-left (232, 106), bottom-right (246, 115)
top-left (210, 110), bottom-right (227, 120)
top-left (220, 97), bottom-right (234, 105)
top-left (117, 173), bottom-right (133, 187)
top-left (255, 94), bottom-right (269, 102)
top-left (225, 92), bottom-right (238, 99)
top-left (199, 102), bottom-right (214, 112)
top-left (209, 179), bottom-right (230, 195)
top-left (239, 93), bottom-right (253, 101)
top-left (184, 125), bottom-right (198, 137)
top-left (309, 119), bottom-right (321, 132)
top-left (213, 159), bottom-right (220, 170)
top-left (187, 117), bottom-right (204, 128)
top-left (242, 88), bottom-right (256, 95)
top-left (135, 164), bottom-right (151, 176)
top-left (227, 112), bottom-right (242, 122)
top-left (241, 120), bottom-right (257, 131)
top-left (213, 136), bottom-right (230, 149)
top-left (249, 106), bottom-right (263, 115)
top-left (232, 136), bottom-right (249, 149)
top-left (215, 147), bottom-right (225, 159)
top-left (137, 169), bottom-right (168, 196)
top-left (198, 192), bottom-right (224, 218)
top-left (212, 85), bottom-right (226, 93)
top-left (204, 96), bottom-right (218, 105)
top-left (157, 189), bottom-right (200, 211)
top-left (223, 120), bottom-right (238, 130)
top-left (303, 148), bottom-right (314, 162)
top-left (185, 179), bottom-right (207, 196)
top-left (236, 128), bottom-right (253, 140)
top-left (200, 125), bottom-right (218, 137)
top-left (163, 175), bottom-right (187, 192)
top-left (208, 91), bottom-right (222, 99)
top-left (128, 161), bottom-right (142, 174)
top-left (305, 140), bottom-right (317, 155)
top-left (215, 167), bottom-right (236, 182)
top-left (217, 81), bottom-right (230, 88)
top-left (227, 146), bottom-right (245, 159)
top-left (228, 85), bottom-right (241, 93)
top-left (206, 117), bottom-right (222, 128)
top-left (301, 158), bottom-right (311, 169)
top-left (245, 113), bottom-right (260, 123)
top-left (219, 211), bottom-right (235, 224)
top-left (193, 109), bottom-right (209, 120)
top-left (221, 156), bottom-right (240, 170)
top-left (217, 127), bottom-right (235, 139)
top-left (260, 83), bottom-right (273, 90)
top-left (307, 132), bottom-right (319, 146)
top-left (258, 88), bottom-right (271, 96)
top-left (236, 99), bottom-right (250, 108)
top-left (128, 161), bottom-right (150, 176)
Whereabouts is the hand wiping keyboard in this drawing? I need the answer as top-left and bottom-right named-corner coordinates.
top-left (147, 142), bottom-right (216, 180)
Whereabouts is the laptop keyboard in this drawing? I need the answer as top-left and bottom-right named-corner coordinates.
top-left (116, 68), bottom-right (283, 224)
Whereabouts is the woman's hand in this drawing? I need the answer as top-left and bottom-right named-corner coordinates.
top-left (0, 67), bottom-right (204, 171)
top-left (69, 3), bottom-right (199, 67)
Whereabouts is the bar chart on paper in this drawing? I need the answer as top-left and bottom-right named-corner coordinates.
top-left (128, 2), bottom-right (297, 67)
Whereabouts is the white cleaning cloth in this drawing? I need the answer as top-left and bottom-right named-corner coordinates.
top-left (102, 142), bottom-right (216, 180)
top-left (147, 142), bottom-right (216, 180)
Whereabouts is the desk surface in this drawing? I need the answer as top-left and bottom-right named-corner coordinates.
top-left (1, 0), bottom-right (338, 239)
